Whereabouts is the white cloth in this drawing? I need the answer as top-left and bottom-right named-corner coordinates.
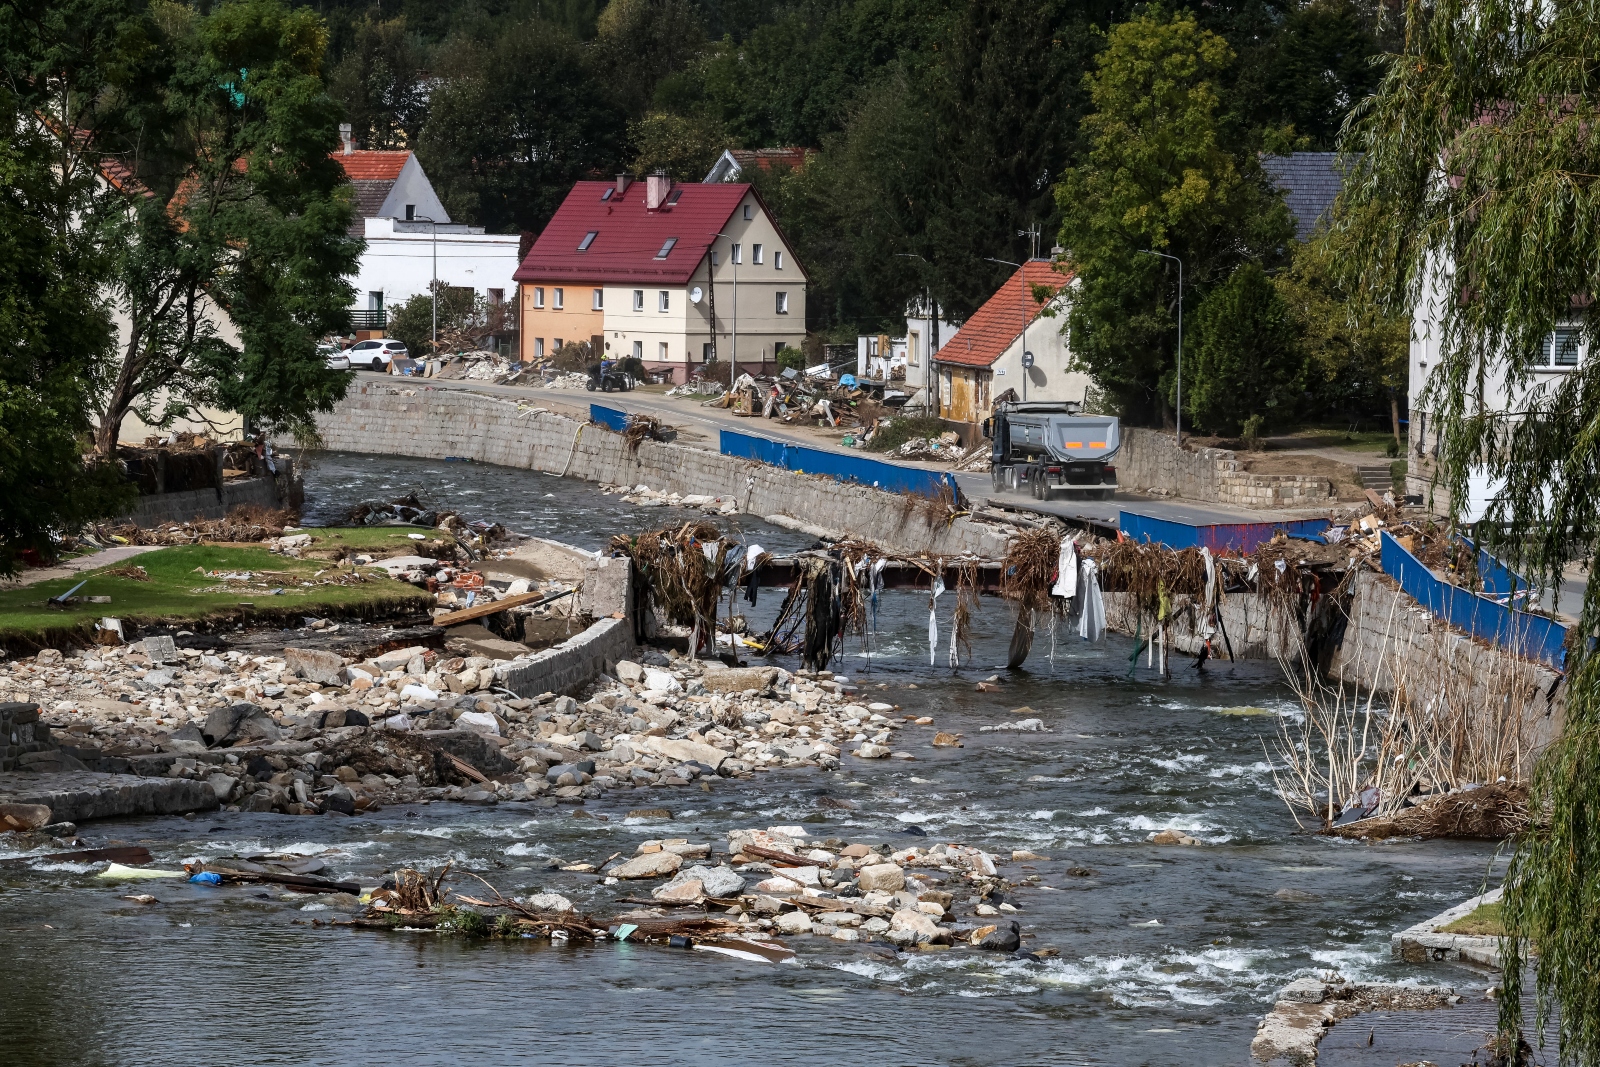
top-left (745, 544), bottom-right (765, 569)
top-left (1077, 559), bottom-right (1105, 642)
top-left (1051, 540), bottom-right (1078, 599)
top-left (929, 576), bottom-right (945, 665)
top-left (1200, 547), bottom-right (1217, 639)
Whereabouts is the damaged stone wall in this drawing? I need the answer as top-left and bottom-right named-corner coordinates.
top-left (119, 470), bottom-right (295, 527)
top-left (304, 385), bottom-right (1009, 558)
top-left (494, 552), bottom-right (635, 698)
top-left (1118, 428), bottom-right (1334, 508)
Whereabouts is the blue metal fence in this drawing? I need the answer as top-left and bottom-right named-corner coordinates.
top-left (1460, 535), bottom-right (1532, 599)
top-left (1118, 511), bottom-right (1331, 553)
top-left (721, 429), bottom-right (966, 505)
top-left (589, 404), bottom-right (630, 432)
top-left (1380, 531), bottom-right (1568, 669)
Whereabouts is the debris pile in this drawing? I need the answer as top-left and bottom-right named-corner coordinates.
top-left (599, 484), bottom-right (739, 515)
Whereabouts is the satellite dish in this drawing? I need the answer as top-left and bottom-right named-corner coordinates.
top-left (690, 286), bottom-right (704, 304)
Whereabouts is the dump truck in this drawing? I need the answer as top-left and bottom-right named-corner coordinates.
top-left (983, 401), bottom-right (1120, 500)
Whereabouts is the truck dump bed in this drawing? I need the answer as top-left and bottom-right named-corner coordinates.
top-left (1005, 412), bottom-right (1121, 463)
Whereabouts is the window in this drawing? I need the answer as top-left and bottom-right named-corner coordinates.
top-left (488, 288), bottom-right (503, 305)
top-left (533, 287), bottom-right (545, 309)
top-left (578, 231), bottom-right (598, 251)
top-left (553, 288), bottom-right (564, 309)
top-left (632, 340), bottom-right (643, 359)
top-left (711, 250), bottom-right (719, 266)
top-left (405, 204), bottom-right (416, 221)
top-left (534, 338), bottom-right (545, 358)
top-left (752, 243), bottom-right (763, 264)
top-left (732, 244), bottom-right (742, 264)
top-left (554, 337), bottom-right (564, 349)
top-left (703, 342), bottom-right (714, 360)
top-left (668, 188), bottom-right (684, 205)
top-left (655, 237), bottom-right (678, 259)
top-left (601, 187), bottom-right (614, 201)
top-left (776, 291), bottom-right (789, 314)
top-left (743, 204), bottom-right (753, 220)
top-left (1542, 328), bottom-right (1581, 367)
top-left (633, 289), bottom-right (644, 311)
top-left (592, 288), bottom-right (603, 310)
top-left (368, 291), bottom-right (383, 311)
top-left (774, 251), bottom-right (784, 270)
top-left (908, 330), bottom-right (920, 367)
top-left (658, 342), bottom-right (669, 361)
top-left (658, 290), bottom-right (669, 312)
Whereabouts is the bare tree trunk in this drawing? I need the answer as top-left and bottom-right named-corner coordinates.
top-left (95, 333), bottom-right (145, 457)
top-left (1389, 387), bottom-right (1402, 446)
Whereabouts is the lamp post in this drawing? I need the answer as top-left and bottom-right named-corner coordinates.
top-left (984, 256), bottom-right (1030, 402)
top-left (895, 252), bottom-right (942, 416)
top-left (1139, 249), bottom-right (1184, 445)
top-left (711, 231), bottom-right (738, 393)
top-left (413, 215), bottom-right (440, 354)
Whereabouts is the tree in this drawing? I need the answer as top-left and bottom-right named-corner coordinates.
top-left (83, 0), bottom-right (360, 455)
top-left (590, 0), bottom-right (708, 118)
top-left (1274, 233), bottom-right (1407, 441)
top-left (1330, 1), bottom-right (1600, 1060)
top-left (629, 110), bottom-right (728, 181)
top-left (417, 19), bottom-right (625, 233)
top-left (388, 285), bottom-right (510, 356)
top-left (1186, 262), bottom-right (1303, 435)
top-left (1056, 9), bottom-right (1294, 425)
top-left (326, 15), bottom-right (429, 150)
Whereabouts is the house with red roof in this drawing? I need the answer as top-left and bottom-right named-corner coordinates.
top-left (934, 260), bottom-right (1088, 424)
top-left (514, 174), bottom-right (806, 380)
top-left (331, 130), bottom-right (520, 342)
top-left (703, 147), bottom-right (815, 183)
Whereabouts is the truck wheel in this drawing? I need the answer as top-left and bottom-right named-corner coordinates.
top-left (1031, 469), bottom-right (1044, 499)
top-left (992, 466), bottom-right (1006, 492)
top-left (1003, 466), bottom-right (1019, 492)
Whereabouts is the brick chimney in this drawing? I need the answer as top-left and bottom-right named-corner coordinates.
top-left (339, 123), bottom-right (354, 155)
top-left (646, 171), bottom-right (671, 211)
top-left (616, 173), bottom-right (632, 197)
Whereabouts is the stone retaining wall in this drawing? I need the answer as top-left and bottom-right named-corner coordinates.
top-left (1118, 428), bottom-right (1334, 508)
top-left (494, 550), bottom-right (635, 698)
top-left (0, 702), bottom-right (55, 773)
top-left (120, 471), bottom-right (292, 527)
top-left (303, 385), bottom-right (1009, 558)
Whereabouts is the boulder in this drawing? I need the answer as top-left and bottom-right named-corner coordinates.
top-left (615, 660), bottom-right (645, 684)
top-left (888, 907), bottom-right (946, 944)
top-left (642, 668), bottom-right (681, 693)
top-left (455, 710), bottom-right (500, 736)
top-left (0, 803), bottom-right (53, 831)
top-left (609, 851), bottom-right (683, 879)
top-left (652, 878), bottom-right (705, 903)
top-left (201, 703), bottom-right (282, 747)
top-left (775, 909), bottom-right (816, 935)
top-left (371, 645), bottom-right (429, 671)
top-left (853, 743), bottom-right (891, 759)
top-left (205, 772), bottom-right (238, 802)
top-left (1149, 829), bottom-right (1199, 846)
top-left (320, 784), bottom-right (357, 815)
top-left (700, 666), bottom-right (779, 693)
top-left (637, 735), bottom-right (728, 773)
top-left (162, 724), bottom-right (209, 755)
top-left (523, 892), bottom-right (574, 912)
top-left (856, 863), bottom-right (905, 893)
top-left (975, 920), bottom-right (1021, 952)
top-left (283, 647), bottom-right (347, 686)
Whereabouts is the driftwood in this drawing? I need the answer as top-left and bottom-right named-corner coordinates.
top-left (740, 843), bottom-right (814, 868)
top-left (191, 862), bottom-right (360, 894)
top-left (0, 846), bottom-right (154, 867)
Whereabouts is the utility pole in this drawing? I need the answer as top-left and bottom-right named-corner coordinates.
top-left (712, 231), bottom-right (738, 392)
top-left (415, 215), bottom-right (440, 353)
top-left (985, 256), bottom-right (1030, 402)
top-left (896, 253), bottom-right (942, 416)
top-left (1139, 250), bottom-right (1184, 444)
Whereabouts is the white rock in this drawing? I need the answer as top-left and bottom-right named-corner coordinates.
top-left (522, 892), bottom-right (574, 912)
top-left (775, 910), bottom-right (815, 935)
top-left (856, 863), bottom-right (905, 893)
top-left (455, 710), bottom-right (500, 736)
top-left (400, 683), bottom-right (438, 703)
top-left (642, 668), bottom-right (681, 693)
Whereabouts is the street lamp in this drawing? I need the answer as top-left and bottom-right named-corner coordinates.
top-left (895, 252), bottom-right (942, 416)
top-left (413, 215), bottom-right (440, 354)
top-left (1139, 249), bottom-right (1184, 445)
top-left (710, 231), bottom-right (738, 394)
top-left (985, 256), bottom-right (1031, 403)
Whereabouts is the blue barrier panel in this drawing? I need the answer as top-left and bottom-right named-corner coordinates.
top-left (1118, 511), bottom-right (1330, 553)
top-left (589, 404), bottom-right (630, 432)
top-left (1460, 535), bottom-right (1532, 599)
top-left (1380, 531), bottom-right (1567, 670)
top-left (720, 429), bottom-right (966, 506)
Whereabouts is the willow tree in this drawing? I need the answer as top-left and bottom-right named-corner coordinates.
top-left (1331, 1), bottom-right (1600, 1060)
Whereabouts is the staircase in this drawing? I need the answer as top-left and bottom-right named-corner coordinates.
top-left (1356, 464), bottom-right (1395, 494)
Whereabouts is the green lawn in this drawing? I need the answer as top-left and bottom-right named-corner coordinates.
top-left (0, 544), bottom-right (432, 642)
top-left (1274, 427), bottom-right (1402, 454)
top-left (1439, 900), bottom-right (1505, 937)
top-left (290, 526), bottom-right (457, 559)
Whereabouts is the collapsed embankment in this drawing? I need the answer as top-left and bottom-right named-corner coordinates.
top-left (301, 384), bottom-right (1008, 559)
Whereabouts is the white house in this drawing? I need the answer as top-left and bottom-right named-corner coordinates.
top-left (332, 135), bottom-right (520, 339)
top-left (514, 174), bottom-right (806, 382)
top-left (933, 261), bottom-right (1088, 425)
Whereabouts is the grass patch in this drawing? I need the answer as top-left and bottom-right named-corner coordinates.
top-left (1278, 427), bottom-right (1402, 454)
top-left (866, 415), bottom-right (948, 453)
top-left (293, 526), bottom-right (455, 559)
top-left (1438, 900), bottom-right (1505, 937)
top-left (0, 544), bottom-right (432, 644)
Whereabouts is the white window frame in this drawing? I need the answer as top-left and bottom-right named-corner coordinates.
top-left (632, 340), bottom-right (643, 359)
top-left (534, 338), bottom-right (545, 358)
top-left (655, 237), bottom-right (678, 260)
top-left (743, 204), bottom-right (753, 220)
top-left (1540, 326), bottom-right (1582, 369)
top-left (658, 341), bottom-right (669, 361)
top-left (774, 250), bottom-right (784, 270)
top-left (732, 244), bottom-right (742, 264)
top-left (658, 290), bottom-right (669, 312)
top-left (592, 288), bottom-right (603, 310)
top-left (632, 289), bottom-right (644, 311)
top-left (776, 291), bottom-right (789, 314)
top-left (752, 243), bottom-right (763, 265)
top-left (533, 287), bottom-right (545, 309)
top-left (553, 288), bottom-right (564, 310)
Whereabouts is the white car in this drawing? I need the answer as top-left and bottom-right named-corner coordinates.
top-left (322, 347), bottom-right (351, 371)
top-left (346, 338), bottom-right (409, 371)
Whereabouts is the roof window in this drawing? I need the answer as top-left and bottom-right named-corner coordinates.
top-left (578, 231), bottom-right (598, 251)
top-left (668, 188), bottom-right (684, 205)
top-left (601, 188), bottom-right (614, 201)
top-left (655, 237), bottom-right (678, 260)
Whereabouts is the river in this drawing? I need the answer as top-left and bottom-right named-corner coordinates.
top-left (0, 454), bottom-right (1503, 1066)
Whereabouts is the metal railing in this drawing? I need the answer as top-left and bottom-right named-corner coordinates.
top-left (350, 309), bottom-right (386, 331)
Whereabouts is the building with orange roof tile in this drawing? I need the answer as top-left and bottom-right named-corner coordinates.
top-left (933, 260), bottom-right (1089, 424)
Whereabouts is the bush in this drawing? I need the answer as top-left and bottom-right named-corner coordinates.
top-left (1185, 263), bottom-right (1304, 436)
top-left (866, 415), bottom-right (945, 452)
top-left (776, 347), bottom-right (806, 373)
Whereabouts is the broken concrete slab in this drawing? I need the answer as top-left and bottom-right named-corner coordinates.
top-left (283, 647), bottom-right (348, 686)
top-left (0, 771), bottom-right (220, 823)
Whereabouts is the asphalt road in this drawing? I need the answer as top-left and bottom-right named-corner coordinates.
top-left (364, 371), bottom-right (1334, 530)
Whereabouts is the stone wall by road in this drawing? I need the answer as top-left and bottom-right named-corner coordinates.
top-left (1118, 427), bottom-right (1334, 508)
top-left (120, 471), bottom-right (292, 527)
top-left (304, 384), bottom-right (1011, 558)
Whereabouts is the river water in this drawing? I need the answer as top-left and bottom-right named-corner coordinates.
top-left (0, 455), bottom-right (1504, 1066)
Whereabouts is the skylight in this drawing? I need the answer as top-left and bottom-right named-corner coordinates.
top-left (578, 231), bottom-right (598, 251)
top-left (668, 188), bottom-right (685, 205)
top-left (655, 237), bottom-right (678, 259)
top-left (601, 188), bottom-right (614, 201)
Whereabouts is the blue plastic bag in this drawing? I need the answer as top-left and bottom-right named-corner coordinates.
top-left (189, 872), bottom-right (222, 886)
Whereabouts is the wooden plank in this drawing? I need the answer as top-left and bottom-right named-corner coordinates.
top-left (0, 845), bottom-right (153, 867)
top-left (431, 590), bottom-right (548, 627)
